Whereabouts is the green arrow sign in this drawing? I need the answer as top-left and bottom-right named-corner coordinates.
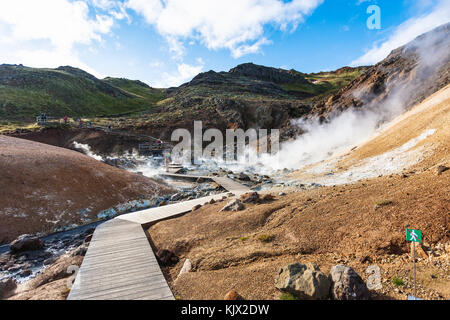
top-left (406, 229), bottom-right (423, 244)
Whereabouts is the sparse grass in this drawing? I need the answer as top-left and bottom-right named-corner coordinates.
top-left (392, 277), bottom-right (405, 287)
top-left (279, 292), bottom-right (297, 300)
top-left (258, 234), bottom-right (275, 243)
top-left (240, 236), bottom-right (249, 242)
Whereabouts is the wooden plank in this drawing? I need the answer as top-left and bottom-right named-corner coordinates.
top-left (68, 174), bottom-right (251, 300)
top-left (68, 219), bottom-right (173, 301)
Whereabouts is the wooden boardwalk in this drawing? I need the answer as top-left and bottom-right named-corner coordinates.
top-left (68, 175), bottom-right (250, 300)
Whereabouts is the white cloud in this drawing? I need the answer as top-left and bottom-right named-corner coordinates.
top-left (0, 0), bottom-right (116, 77)
top-left (151, 61), bottom-right (205, 88)
top-left (352, 0), bottom-right (450, 66)
top-left (126, 0), bottom-right (323, 58)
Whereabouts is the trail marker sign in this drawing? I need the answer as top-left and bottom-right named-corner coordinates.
top-left (406, 228), bottom-right (423, 300)
top-left (406, 229), bottom-right (423, 244)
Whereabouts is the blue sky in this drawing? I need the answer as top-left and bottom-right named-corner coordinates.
top-left (0, 0), bottom-right (449, 87)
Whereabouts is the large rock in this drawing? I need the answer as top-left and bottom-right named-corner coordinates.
top-left (275, 263), bottom-right (330, 300)
top-left (0, 278), bottom-right (17, 299)
top-left (224, 290), bottom-right (245, 300)
top-left (329, 265), bottom-right (370, 300)
top-left (10, 234), bottom-right (44, 253)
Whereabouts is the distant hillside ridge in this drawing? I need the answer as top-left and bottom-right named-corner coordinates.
top-left (0, 64), bottom-right (164, 121)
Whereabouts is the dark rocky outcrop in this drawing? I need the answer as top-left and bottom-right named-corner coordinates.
top-left (10, 235), bottom-right (44, 253)
top-left (229, 63), bottom-right (308, 84)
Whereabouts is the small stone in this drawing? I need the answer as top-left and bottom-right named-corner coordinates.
top-left (238, 172), bottom-right (251, 181)
top-left (44, 257), bottom-right (57, 266)
top-left (177, 259), bottom-right (192, 278)
top-left (224, 290), bottom-right (245, 300)
top-left (436, 165), bottom-right (449, 175)
top-left (220, 199), bottom-right (245, 212)
top-left (192, 204), bottom-right (202, 212)
top-left (279, 192), bottom-right (286, 196)
top-left (20, 269), bottom-right (32, 277)
top-left (84, 234), bottom-right (93, 243)
top-left (240, 192), bottom-right (260, 204)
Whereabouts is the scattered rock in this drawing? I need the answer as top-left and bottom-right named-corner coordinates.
top-left (261, 194), bottom-right (275, 202)
top-left (84, 234), bottom-right (93, 243)
top-left (275, 263), bottom-right (330, 300)
top-left (177, 259), bottom-right (192, 278)
top-left (71, 244), bottom-right (88, 257)
top-left (220, 199), bottom-right (245, 212)
top-left (279, 192), bottom-right (286, 196)
top-left (192, 204), bottom-right (202, 212)
top-left (224, 290), bottom-right (245, 300)
top-left (240, 192), bottom-right (260, 204)
top-left (20, 269), bottom-right (32, 277)
top-left (329, 265), bottom-right (370, 300)
top-left (0, 278), bottom-right (17, 299)
top-left (44, 257), bottom-right (57, 266)
top-left (156, 249), bottom-right (179, 266)
top-left (436, 165), bottom-right (449, 175)
top-left (238, 172), bottom-right (251, 181)
top-left (209, 199), bottom-right (216, 204)
top-left (359, 256), bottom-right (373, 264)
top-left (158, 200), bottom-right (168, 207)
top-left (10, 234), bottom-right (44, 253)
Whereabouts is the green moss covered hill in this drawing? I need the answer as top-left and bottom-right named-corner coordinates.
top-left (0, 64), bottom-right (164, 121)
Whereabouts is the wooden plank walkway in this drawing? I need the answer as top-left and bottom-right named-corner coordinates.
top-left (68, 175), bottom-right (251, 300)
top-left (68, 219), bottom-right (173, 300)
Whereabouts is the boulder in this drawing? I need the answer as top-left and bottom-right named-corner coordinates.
top-left (220, 199), bottom-right (245, 212)
top-left (0, 278), bottom-right (17, 299)
top-left (224, 290), bottom-right (245, 300)
top-left (329, 265), bottom-right (370, 300)
top-left (10, 234), bottom-right (44, 253)
top-left (275, 263), bottom-right (330, 300)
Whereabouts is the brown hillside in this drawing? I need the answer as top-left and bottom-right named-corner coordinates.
top-left (0, 136), bottom-right (173, 244)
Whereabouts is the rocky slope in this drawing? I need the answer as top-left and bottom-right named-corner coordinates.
top-left (0, 136), bottom-right (174, 244)
top-left (146, 84), bottom-right (450, 301)
top-left (313, 23), bottom-right (450, 120)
